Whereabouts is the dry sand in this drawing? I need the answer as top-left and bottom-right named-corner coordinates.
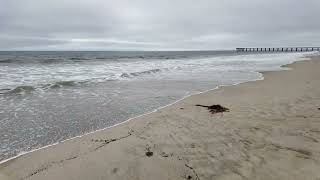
top-left (1, 56), bottom-right (320, 180)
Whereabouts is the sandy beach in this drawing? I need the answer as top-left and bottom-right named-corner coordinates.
top-left (1, 55), bottom-right (320, 180)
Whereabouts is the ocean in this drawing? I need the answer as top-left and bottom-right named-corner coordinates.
top-left (0, 50), bottom-right (312, 161)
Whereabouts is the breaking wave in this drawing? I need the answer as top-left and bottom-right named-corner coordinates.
top-left (0, 59), bottom-right (18, 63)
top-left (120, 68), bottom-right (166, 78)
top-left (0, 81), bottom-right (85, 95)
top-left (1, 86), bottom-right (36, 95)
top-left (48, 81), bottom-right (80, 88)
top-left (0, 67), bottom-right (171, 95)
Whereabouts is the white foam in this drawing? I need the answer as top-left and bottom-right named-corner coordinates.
top-left (0, 52), bottom-right (313, 91)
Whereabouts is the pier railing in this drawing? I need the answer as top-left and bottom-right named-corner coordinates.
top-left (236, 47), bottom-right (320, 52)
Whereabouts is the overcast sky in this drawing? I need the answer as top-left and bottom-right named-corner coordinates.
top-left (1, 0), bottom-right (320, 50)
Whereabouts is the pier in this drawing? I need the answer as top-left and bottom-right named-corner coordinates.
top-left (236, 47), bottom-right (320, 52)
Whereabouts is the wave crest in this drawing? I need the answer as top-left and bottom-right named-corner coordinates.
top-left (120, 68), bottom-right (164, 78)
top-left (0, 59), bottom-right (16, 63)
top-left (0, 81), bottom-right (82, 96)
top-left (49, 81), bottom-right (79, 88)
top-left (2, 86), bottom-right (36, 95)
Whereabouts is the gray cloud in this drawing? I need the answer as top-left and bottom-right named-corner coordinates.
top-left (1, 0), bottom-right (320, 50)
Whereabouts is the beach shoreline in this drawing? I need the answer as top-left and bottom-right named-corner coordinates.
top-left (1, 55), bottom-right (320, 180)
top-left (0, 52), bottom-right (304, 165)
top-left (0, 53), bottom-right (311, 165)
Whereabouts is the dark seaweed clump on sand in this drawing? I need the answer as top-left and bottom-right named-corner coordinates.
top-left (195, 104), bottom-right (229, 114)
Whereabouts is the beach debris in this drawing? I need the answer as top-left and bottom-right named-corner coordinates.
top-left (112, 168), bottom-right (119, 174)
top-left (195, 104), bottom-right (229, 114)
top-left (92, 138), bottom-right (117, 143)
top-left (187, 175), bottom-right (193, 179)
top-left (185, 164), bottom-right (200, 180)
top-left (271, 143), bottom-right (312, 157)
top-left (318, 107), bottom-right (320, 110)
top-left (145, 145), bottom-right (153, 157)
top-left (23, 155), bottom-right (79, 179)
top-left (146, 151), bottom-right (153, 157)
top-left (160, 152), bottom-right (169, 157)
top-left (92, 130), bottom-right (134, 150)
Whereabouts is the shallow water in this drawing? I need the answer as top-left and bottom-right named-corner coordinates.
top-left (0, 51), bottom-right (312, 161)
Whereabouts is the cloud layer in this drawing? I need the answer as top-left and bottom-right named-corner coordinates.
top-left (1, 0), bottom-right (320, 50)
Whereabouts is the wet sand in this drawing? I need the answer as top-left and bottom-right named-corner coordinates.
top-left (1, 55), bottom-right (320, 180)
